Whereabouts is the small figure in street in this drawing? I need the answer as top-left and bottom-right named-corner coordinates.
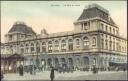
top-left (19, 64), bottom-right (24, 76)
top-left (92, 65), bottom-right (97, 74)
top-left (50, 66), bottom-right (55, 81)
top-left (1, 70), bottom-right (4, 80)
top-left (123, 67), bottom-right (126, 72)
top-left (30, 65), bottom-right (33, 75)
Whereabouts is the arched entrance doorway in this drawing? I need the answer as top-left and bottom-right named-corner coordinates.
top-left (3, 54), bottom-right (24, 73)
top-left (54, 58), bottom-right (59, 68)
top-left (47, 58), bottom-right (52, 68)
top-left (61, 58), bottom-right (66, 68)
top-left (41, 59), bottom-right (46, 71)
top-left (75, 58), bottom-right (80, 70)
top-left (68, 58), bottom-right (73, 67)
top-left (83, 57), bottom-right (89, 71)
top-left (83, 57), bottom-right (89, 66)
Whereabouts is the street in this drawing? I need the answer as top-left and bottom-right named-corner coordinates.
top-left (57, 71), bottom-right (127, 80)
top-left (2, 71), bottom-right (127, 81)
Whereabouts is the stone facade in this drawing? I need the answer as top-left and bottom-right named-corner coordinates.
top-left (1, 4), bottom-right (127, 72)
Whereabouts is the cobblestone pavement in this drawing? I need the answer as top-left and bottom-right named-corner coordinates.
top-left (2, 71), bottom-right (127, 81)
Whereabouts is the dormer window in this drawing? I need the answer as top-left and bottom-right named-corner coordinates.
top-left (83, 22), bottom-right (89, 30)
top-left (9, 35), bottom-right (12, 41)
top-left (84, 23), bottom-right (87, 26)
top-left (84, 23), bottom-right (88, 30)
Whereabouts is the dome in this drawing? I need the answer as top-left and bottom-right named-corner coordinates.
top-left (8, 21), bottom-right (36, 35)
top-left (41, 28), bottom-right (48, 35)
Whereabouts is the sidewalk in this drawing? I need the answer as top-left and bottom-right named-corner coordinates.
top-left (2, 71), bottom-right (125, 80)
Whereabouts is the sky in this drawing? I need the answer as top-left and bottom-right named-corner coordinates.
top-left (1, 1), bottom-right (127, 43)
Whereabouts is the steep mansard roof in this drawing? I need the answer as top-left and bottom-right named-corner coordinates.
top-left (78, 4), bottom-right (116, 25)
top-left (8, 22), bottom-right (36, 35)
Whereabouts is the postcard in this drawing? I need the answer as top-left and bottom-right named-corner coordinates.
top-left (1, 1), bottom-right (127, 81)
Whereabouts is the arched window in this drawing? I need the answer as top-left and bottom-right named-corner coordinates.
top-left (61, 58), bottom-right (66, 64)
top-left (25, 43), bottom-right (29, 53)
top-left (61, 40), bottom-right (66, 52)
top-left (76, 58), bottom-right (80, 66)
top-left (113, 42), bottom-right (115, 51)
top-left (109, 36), bottom-right (112, 50)
top-left (20, 44), bottom-right (24, 54)
top-left (47, 58), bottom-right (52, 66)
top-left (82, 22), bottom-right (89, 30)
top-left (105, 35), bottom-right (108, 50)
top-left (83, 57), bottom-right (89, 65)
top-left (105, 40), bottom-right (108, 50)
top-left (76, 39), bottom-right (80, 48)
top-left (54, 40), bottom-right (59, 52)
top-left (36, 42), bottom-right (40, 52)
top-left (93, 58), bottom-right (96, 65)
top-left (68, 58), bottom-right (73, 66)
top-left (42, 42), bottom-right (46, 52)
top-left (92, 37), bottom-right (96, 47)
top-left (68, 39), bottom-right (73, 51)
top-left (101, 34), bottom-right (104, 49)
top-left (30, 43), bottom-right (35, 52)
top-left (54, 58), bottom-right (59, 67)
top-left (48, 41), bottom-right (52, 53)
top-left (83, 37), bottom-right (89, 48)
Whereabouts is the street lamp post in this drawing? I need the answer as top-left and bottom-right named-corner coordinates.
top-left (41, 60), bottom-right (45, 72)
top-left (36, 40), bottom-right (40, 72)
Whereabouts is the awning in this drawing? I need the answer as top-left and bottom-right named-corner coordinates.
top-left (109, 62), bottom-right (127, 66)
top-left (6, 54), bottom-right (25, 60)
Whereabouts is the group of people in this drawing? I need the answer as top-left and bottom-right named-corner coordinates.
top-left (1, 64), bottom-right (127, 81)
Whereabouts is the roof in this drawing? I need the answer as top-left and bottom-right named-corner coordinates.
top-left (41, 28), bottom-right (48, 35)
top-left (78, 4), bottom-right (116, 25)
top-left (1, 54), bottom-right (24, 60)
top-left (8, 21), bottom-right (36, 35)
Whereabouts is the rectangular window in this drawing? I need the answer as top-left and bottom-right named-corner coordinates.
top-left (106, 25), bottom-right (108, 31)
top-left (101, 24), bottom-right (104, 30)
top-left (84, 22), bottom-right (89, 30)
top-left (69, 44), bottom-right (73, 51)
top-left (54, 45), bottom-right (59, 52)
top-left (84, 23), bottom-right (87, 26)
top-left (61, 44), bottom-right (66, 52)
top-left (81, 24), bottom-right (84, 30)
top-left (21, 49), bottom-right (24, 54)
top-left (106, 40), bottom-right (108, 50)
top-left (26, 48), bottom-right (29, 53)
top-left (42, 47), bottom-right (46, 52)
top-left (37, 47), bottom-right (40, 53)
top-left (113, 28), bottom-right (115, 34)
top-left (110, 27), bottom-right (111, 33)
top-left (113, 42), bottom-right (115, 51)
top-left (101, 39), bottom-right (104, 49)
top-left (116, 42), bottom-right (119, 51)
top-left (109, 41), bottom-right (112, 50)
top-left (76, 39), bottom-right (80, 48)
top-left (31, 47), bottom-right (34, 52)
top-left (48, 46), bottom-right (52, 53)
top-left (116, 30), bottom-right (118, 35)
top-left (9, 35), bottom-right (12, 41)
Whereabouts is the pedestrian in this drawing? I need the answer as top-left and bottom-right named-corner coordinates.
top-left (19, 64), bottom-right (24, 76)
top-left (123, 67), bottom-right (126, 72)
top-left (1, 70), bottom-right (4, 80)
top-left (50, 66), bottom-right (55, 81)
top-left (92, 65), bottom-right (97, 74)
top-left (30, 65), bottom-right (33, 75)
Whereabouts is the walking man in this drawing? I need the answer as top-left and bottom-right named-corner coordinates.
top-left (50, 66), bottom-right (55, 81)
top-left (19, 64), bottom-right (24, 76)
